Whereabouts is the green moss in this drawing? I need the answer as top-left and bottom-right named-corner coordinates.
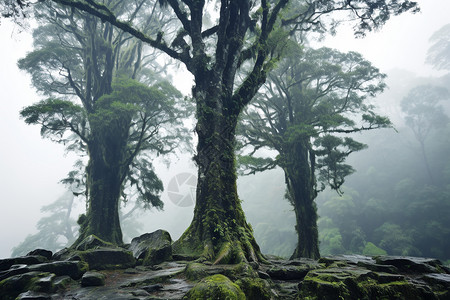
top-left (0, 272), bottom-right (52, 300)
top-left (236, 277), bottom-right (272, 300)
top-left (183, 274), bottom-right (246, 300)
top-left (185, 263), bottom-right (209, 281)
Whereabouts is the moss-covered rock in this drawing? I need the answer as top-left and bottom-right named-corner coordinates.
top-left (76, 248), bottom-right (136, 270)
top-left (81, 271), bottom-right (106, 287)
top-left (0, 271), bottom-right (53, 300)
top-left (183, 274), bottom-right (246, 300)
top-left (75, 234), bottom-right (115, 251)
top-left (0, 255), bottom-right (48, 272)
top-left (185, 262), bottom-right (258, 282)
top-left (129, 230), bottom-right (172, 266)
top-left (236, 277), bottom-right (272, 300)
top-left (29, 261), bottom-right (88, 280)
top-left (298, 266), bottom-right (439, 300)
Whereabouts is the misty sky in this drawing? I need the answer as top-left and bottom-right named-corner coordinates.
top-left (0, 0), bottom-right (449, 259)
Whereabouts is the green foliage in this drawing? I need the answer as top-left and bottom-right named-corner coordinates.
top-left (239, 45), bottom-right (390, 193)
top-left (17, 1), bottom-right (191, 246)
top-left (316, 78), bottom-right (450, 260)
top-left (20, 99), bottom-right (86, 149)
top-left (362, 242), bottom-right (387, 256)
top-left (427, 23), bottom-right (450, 71)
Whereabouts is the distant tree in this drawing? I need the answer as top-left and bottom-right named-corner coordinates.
top-left (0, 0), bottom-right (30, 25)
top-left (238, 45), bottom-right (390, 259)
top-left (11, 192), bottom-right (79, 257)
top-left (427, 23), bottom-right (450, 71)
top-left (400, 85), bottom-right (449, 184)
top-left (19, 1), bottom-right (188, 246)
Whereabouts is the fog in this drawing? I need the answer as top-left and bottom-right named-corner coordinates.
top-left (1, 0), bottom-right (449, 259)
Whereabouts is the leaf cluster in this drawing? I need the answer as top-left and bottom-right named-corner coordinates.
top-left (239, 45), bottom-right (390, 192)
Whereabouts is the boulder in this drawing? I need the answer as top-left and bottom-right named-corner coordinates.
top-left (77, 248), bottom-right (136, 270)
top-left (75, 235), bottom-right (115, 251)
top-left (375, 256), bottom-right (443, 273)
top-left (142, 283), bottom-right (164, 292)
top-left (0, 256), bottom-right (48, 272)
top-left (26, 249), bottom-right (53, 260)
top-left (235, 277), bottom-right (273, 300)
top-left (0, 264), bottom-right (30, 281)
top-left (298, 263), bottom-right (440, 300)
top-left (266, 265), bottom-right (310, 280)
top-left (183, 274), bottom-right (246, 300)
top-left (16, 291), bottom-right (52, 300)
top-left (53, 275), bottom-right (73, 290)
top-left (0, 271), bottom-right (52, 300)
top-left (130, 230), bottom-right (172, 266)
top-left (28, 261), bottom-right (88, 280)
top-left (32, 273), bottom-right (56, 293)
top-left (81, 271), bottom-right (106, 287)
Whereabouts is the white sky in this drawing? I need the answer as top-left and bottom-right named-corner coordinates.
top-left (0, 0), bottom-right (449, 258)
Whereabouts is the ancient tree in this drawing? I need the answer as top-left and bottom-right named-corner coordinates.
top-left (32, 0), bottom-right (418, 262)
top-left (238, 46), bottom-right (391, 259)
top-left (19, 1), bottom-right (186, 246)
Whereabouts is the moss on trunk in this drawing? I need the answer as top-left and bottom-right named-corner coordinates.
top-left (173, 93), bottom-right (263, 264)
top-left (284, 138), bottom-right (320, 259)
top-left (74, 125), bottom-right (129, 247)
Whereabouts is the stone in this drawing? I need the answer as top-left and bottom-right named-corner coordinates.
top-left (266, 265), bottom-right (310, 280)
top-left (129, 230), bottom-right (172, 266)
top-left (375, 256), bottom-right (442, 273)
top-left (183, 274), bottom-right (246, 300)
top-left (53, 275), bottom-right (73, 290)
top-left (33, 273), bottom-right (56, 293)
top-left (131, 289), bottom-right (150, 297)
top-left (142, 283), bottom-right (163, 292)
top-left (0, 256), bottom-right (48, 272)
top-left (28, 260), bottom-right (88, 280)
top-left (0, 271), bottom-right (51, 300)
top-left (76, 234), bottom-right (115, 251)
top-left (81, 271), bottom-right (106, 287)
top-left (26, 249), bottom-right (53, 260)
top-left (52, 248), bottom-right (72, 261)
top-left (0, 264), bottom-right (30, 281)
top-left (77, 248), bottom-right (136, 270)
top-left (422, 273), bottom-right (450, 288)
top-left (236, 277), bottom-right (273, 300)
top-left (16, 291), bottom-right (52, 300)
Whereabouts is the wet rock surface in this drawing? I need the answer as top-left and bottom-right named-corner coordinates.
top-left (130, 230), bottom-right (173, 266)
top-left (1, 237), bottom-right (449, 299)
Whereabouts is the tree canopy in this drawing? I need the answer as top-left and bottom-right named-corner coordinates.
top-left (5, 0), bottom-right (419, 261)
top-left (238, 44), bottom-right (390, 258)
top-left (19, 1), bottom-right (189, 245)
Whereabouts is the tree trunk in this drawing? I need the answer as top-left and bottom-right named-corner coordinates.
top-left (284, 138), bottom-right (320, 259)
top-left (173, 88), bottom-right (262, 264)
top-left (75, 128), bottom-right (128, 246)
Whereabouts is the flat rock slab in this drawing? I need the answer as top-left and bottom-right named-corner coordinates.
top-left (375, 256), bottom-right (443, 273)
top-left (59, 262), bottom-right (190, 300)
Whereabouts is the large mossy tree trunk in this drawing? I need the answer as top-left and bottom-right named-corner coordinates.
top-left (172, 0), bottom-right (273, 264)
top-left (284, 138), bottom-right (320, 259)
top-left (75, 125), bottom-right (129, 246)
top-left (173, 77), bottom-right (263, 264)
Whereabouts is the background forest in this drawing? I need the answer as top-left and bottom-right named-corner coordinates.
top-left (12, 69), bottom-right (450, 264)
top-left (242, 70), bottom-right (450, 264)
top-left (2, 1), bottom-right (449, 265)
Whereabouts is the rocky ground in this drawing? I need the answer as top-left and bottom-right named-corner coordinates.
top-left (1, 230), bottom-right (449, 299)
